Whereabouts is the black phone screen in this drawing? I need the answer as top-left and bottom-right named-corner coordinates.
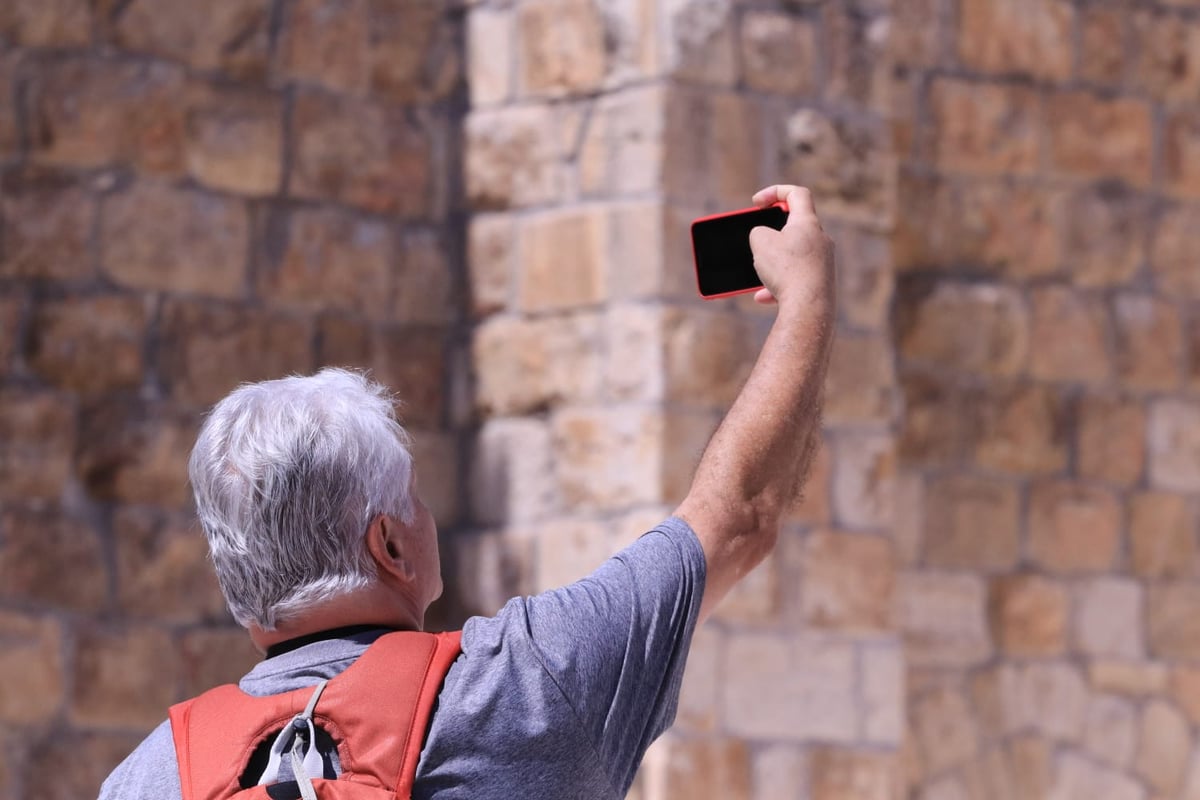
top-left (691, 206), bottom-right (788, 297)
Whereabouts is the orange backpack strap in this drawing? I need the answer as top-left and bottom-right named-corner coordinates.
top-left (169, 630), bottom-right (463, 800)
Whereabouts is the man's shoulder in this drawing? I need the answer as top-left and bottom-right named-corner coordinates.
top-left (98, 720), bottom-right (181, 800)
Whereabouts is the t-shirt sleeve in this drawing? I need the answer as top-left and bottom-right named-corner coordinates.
top-left (475, 516), bottom-right (706, 792)
top-left (97, 720), bottom-right (182, 800)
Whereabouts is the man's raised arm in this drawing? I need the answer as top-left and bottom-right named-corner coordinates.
top-left (675, 184), bottom-right (836, 621)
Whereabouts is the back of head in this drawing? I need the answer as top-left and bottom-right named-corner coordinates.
top-left (188, 368), bottom-right (415, 631)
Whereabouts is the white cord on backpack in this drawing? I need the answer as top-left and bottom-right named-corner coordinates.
top-left (258, 680), bottom-right (329, 800)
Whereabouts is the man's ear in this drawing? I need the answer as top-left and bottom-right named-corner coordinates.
top-left (366, 514), bottom-right (416, 583)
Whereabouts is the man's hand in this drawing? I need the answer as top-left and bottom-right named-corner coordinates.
top-left (676, 184), bottom-right (836, 622)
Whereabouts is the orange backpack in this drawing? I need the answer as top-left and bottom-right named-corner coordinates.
top-left (168, 631), bottom-right (463, 800)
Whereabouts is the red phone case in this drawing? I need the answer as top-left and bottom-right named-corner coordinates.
top-left (691, 202), bottom-right (789, 300)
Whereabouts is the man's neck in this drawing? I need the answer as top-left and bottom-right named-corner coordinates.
top-left (247, 589), bottom-right (424, 655)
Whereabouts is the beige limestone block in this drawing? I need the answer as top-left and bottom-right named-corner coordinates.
top-left (799, 530), bottom-right (895, 632)
top-left (989, 574), bottom-right (1068, 657)
top-left (831, 432), bottom-right (897, 530)
top-left (1073, 577), bottom-right (1145, 659)
top-left (1027, 480), bottom-right (1121, 574)
top-left (897, 572), bottom-right (991, 668)
top-left (662, 0), bottom-right (737, 86)
top-left (1152, 203), bottom-right (1200, 299)
top-left (1135, 700), bottom-right (1191, 795)
top-left (1083, 694), bottom-right (1138, 769)
top-left (1113, 294), bottom-right (1184, 391)
top-left (810, 748), bottom-right (899, 800)
top-left (753, 745), bottom-right (809, 800)
top-left (926, 79), bottom-right (1042, 175)
top-left (957, 0), bottom-right (1074, 79)
top-left (721, 633), bottom-right (857, 742)
top-left (922, 474), bottom-right (1020, 570)
top-left (1089, 661), bottom-right (1169, 697)
top-left (552, 405), bottom-right (665, 511)
top-left (71, 627), bottom-right (180, 729)
top-left (467, 8), bottom-right (512, 106)
top-left (1149, 399), bottom-right (1200, 492)
top-left (1076, 394), bottom-right (1147, 486)
top-left (1028, 287), bottom-right (1113, 384)
top-left (27, 294), bottom-right (146, 395)
top-left (1050, 751), bottom-right (1146, 800)
top-left (517, 208), bottom-right (608, 312)
top-left (824, 333), bottom-right (896, 425)
top-left (739, 11), bottom-right (817, 96)
top-left (862, 645), bottom-right (904, 745)
top-left (0, 612), bottom-right (64, 724)
top-left (579, 86), bottom-right (665, 197)
top-left (963, 747), bottom-right (1018, 800)
top-left (1172, 668), bottom-right (1200, 726)
top-left (113, 508), bottom-right (227, 624)
top-left (183, 82), bottom-right (283, 196)
top-left (1130, 492), bottom-right (1199, 578)
top-left (896, 282), bottom-right (1028, 378)
top-left (606, 202), bottom-right (670, 300)
top-left (534, 517), bottom-right (612, 591)
top-left (0, 175), bottom-right (94, 283)
top-left (517, 0), bottom-right (607, 97)
top-left (663, 307), bottom-right (758, 409)
top-left (465, 106), bottom-right (563, 210)
top-left (1062, 184), bottom-right (1149, 289)
top-left (179, 628), bottom-right (262, 698)
top-left (974, 383), bottom-right (1071, 476)
top-left (603, 305), bottom-right (665, 403)
top-left (921, 776), bottom-right (969, 800)
top-left (971, 663), bottom-right (1087, 741)
top-left (470, 418), bottom-right (557, 526)
top-left (913, 685), bottom-right (979, 775)
top-left (1148, 582), bottom-right (1200, 660)
top-left (1047, 92), bottom-right (1153, 186)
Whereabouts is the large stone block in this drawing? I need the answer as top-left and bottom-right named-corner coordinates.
top-left (0, 172), bottom-right (94, 282)
top-left (26, 295), bottom-right (146, 395)
top-left (1089, 661), bottom-right (1168, 697)
top-left (799, 530), bottom-right (894, 632)
top-left (534, 517), bottom-right (617, 593)
top-left (1148, 399), bottom-right (1200, 492)
top-left (363, 0), bottom-right (458, 103)
top-left (1133, 9), bottom-right (1200, 102)
top-left (76, 399), bottom-right (198, 507)
top-left (922, 474), bottom-right (1020, 570)
top-left (551, 405), bottom-right (664, 511)
top-left (659, 738), bottom-right (751, 799)
top-left (113, 508), bottom-right (228, 624)
top-left (469, 418), bottom-right (557, 526)
top-left (183, 83), bottom-right (283, 195)
top-left (1050, 752), bottom-right (1146, 800)
top-left (517, 0), bottom-right (606, 98)
top-left (1028, 286), bottom-right (1112, 384)
top-left (971, 662), bottom-right (1087, 741)
top-left (1165, 108), bottom-right (1200, 197)
top-left (1171, 668), bottom-right (1200, 726)
top-left (862, 645), bottom-right (903, 745)
top-left (896, 280), bottom-right (1028, 377)
top-left (1153, 203), bottom-right (1200, 299)
top-left (1079, 6), bottom-right (1128, 86)
top-left (579, 86), bottom-right (665, 197)
top-left (604, 304), bottom-right (666, 403)
top-left (29, 59), bottom-right (187, 174)
top-left (517, 209), bottom-right (608, 312)
top-left (1130, 491), bottom-right (1198, 578)
top-left (101, 181), bottom-right (249, 298)
top-left (974, 383), bottom-right (1070, 475)
top-left (810, 748), bottom-right (899, 800)
top-left (831, 432), bottom-right (896, 530)
top-left (824, 333), bottom-right (895, 425)
top-left (158, 300), bottom-right (313, 408)
top-left (897, 371), bottom-right (982, 467)
top-left (465, 106), bottom-right (563, 210)
top-left (1077, 394), bottom-right (1146, 486)
top-left (473, 313), bottom-right (601, 416)
top-left (913, 686), bottom-right (979, 775)
top-left (897, 572), bottom-right (991, 668)
top-left (925, 79), bottom-right (1041, 174)
top-left (663, 0), bottom-right (737, 87)
top-left (663, 307), bottom-right (757, 409)
top-left (957, 0), bottom-right (1074, 79)
top-left (111, 0), bottom-right (271, 78)
top-left (1082, 694), bottom-right (1137, 769)
top-left (752, 745), bottom-right (808, 800)
top-left (290, 91), bottom-right (437, 217)
top-left (1135, 699), bottom-right (1191, 795)
top-left (276, 0), bottom-right (368, 93)
top-left (1113, 293), bottom-right (1183, 390)
top-left (71, 627), bottom-right (179, 729)
top-left (1064, 184), bottom-right (1149, 287)
top-left (0, 390), bottom-right (75, 502)
top-left (989, 574), bottom-right (1067, 657)
top-left (830, 224), bottom-right (892, 331)
top-left (179, 628), bottom-right (265, 697)
top-left (0, 612), bottom-right (64, 725)
top-left (467, 8), bottom-right (513, 107)
top-left (722, 632), bottom-right (858, 742)
top-left (1073, 577), bottom-right (1144, 659)
top-left (467, 214), bottom-right (516, 317)
top-left (1148, 582), bottom-right (1200, 661)
top-left (257, 207), bottom-right (393, 318)
top-left (0, 0), bottom-right (90, 46)
top-left (1028, 480), bottom-right (1121, 573)
top-left (1047, 92), bottom-right (1153, 184)
top-left (739, 12), bottom-right (817, 96)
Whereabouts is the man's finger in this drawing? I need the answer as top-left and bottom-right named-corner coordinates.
top-left (752, 185), bottom-right (818, 225)
top-left (748, 224), bottom-right (777, 253)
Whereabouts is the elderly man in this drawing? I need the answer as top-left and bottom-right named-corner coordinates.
top-left (99, 185), bottom-right (835, 800)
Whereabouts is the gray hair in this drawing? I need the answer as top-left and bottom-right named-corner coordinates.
top-left (188, 368), bottom-right (415, 630)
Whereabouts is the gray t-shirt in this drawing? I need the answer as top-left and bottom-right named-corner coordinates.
top-left (99, 517), bottom-right (706, 800)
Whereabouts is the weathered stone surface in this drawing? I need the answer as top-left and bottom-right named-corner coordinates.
top-left (926, 79), bottom-right (1041, 174)
top-left (1089, 661), bottom-right (1169, 697)
top-left (29, 59), bottom-right (187, 173)
top-left (113, 508), bottom-right (227, 623)
top-left (989, 574), bottom-right (1067, 657)
top-left (923, 474), bottom-right (1020, 570)
top-left (1028, 287), bottom-right (1112, 384)
top-left (1148, 399), bottom-right (1200, 492)
top-left (470, 418), bottom-right (557, 526)
top-left (1080, 6), bottom-right (1129, 85)
top-left (467, 8), bottom-right (513, 107)
top-left (824, 334), bottom-right (895, 424)
top-left (468, 214), bottom-right (515, 317)
top-left (896, 280), bottom-right (1027, 377)
top-left (1073, 577), bottom-right (1144, 659)
top-left (1165, 109), bottom-right (1200, 198)
top-left (579, 86), bottom-right (665, 198)
top-left (604, 304), bottom-right (665, 403)
top-left (1047, 92), bottom-right (1153, 184)
top-left (102, 181), bottom-right (249, 298)
top-left (1153, 203), bottom-right (1200, 298)
top-left (898, 372), bottom-right (982, 466)
top-left (913, 686), bottom-right (979, 775)
top-left (1171, 668), bottom-right (1200, 726)
top-left (1135, 700), bottom-right (1191, 795)
top-left (517, 209), bottom-right (608, 312)
top-left (971, 662), bottom-right (1087, 741)
top-left (862, 645), bottom-right (903, 745)
top-left (722, 633), bottom-right (857, 742)
top-left (76, 399), bottom-right (198, 507)
top-left (1064, 184), bottom-right (1149, 287)
top-left (552, 406), bottom-right (663, 511)
top-left (974, 383), bottom-right (1069, 475)
top-left (800, 530), bottom-right (894, 631)
top-left (473, 313), bottom-right (601, 416)
top-left (958, 0), bottom-right (1074, 79)
top-left (276, 0), bottom-right (368, 93)
top-left (831, 433), bottom-right (896, 530)
top-left (112, 0), bottom-right (271, 77)
top-left (453, 531), bottom-right (534, 618)
top-left (822, 1), bottom-right (891, 107)
top-left (664, 308), bottom-right (757, 409)
top-left (752, 745), bottom-right (809, 800)
top-left (0, 612), bottom-right (64, 724)
top-left (1113, 294), bottom-right (1183, 390)
top-left (466, 106), bottom-right (563, 210)
top-left (291, 91), bottom-right (437, 217)
top-left (897, 572), bottom-right (991, 668)
top-left (1083, 694), bottom-right (1137, 769)
top-left (24, 731), bottom-right (144, 800)
top-left (0, 0), bottom-right (90, 45)
top-left (810, 748), bottom-right (899, 800)
top-left (517, 0), bottom-right (606, 98)
top-left (0, 390), bottom-right (75, 502)
top-left (1134, 9), bottom-right (1200, 102)
top-left (257, 207), bottom-right (393, 318)
top-left (739, 12), bottom-right (817, 96)
top-left (1078, 394), bottom-right (1146, 486)
top-left (663, 0), bottom-right (738, 87)
top-left (158, 300), bottom-right (313, 408)
top-left (179, 628), bottom-right (263, 697)
top-left (364, 1), bottom-right (458, 102)
top-left (393, 228), bottom-right (453, 326)
top-left (0, 173), bottom-right (94, 282)
top-left (71, 627), bottom-right (180, 729)
top-left (27, 295), bottom-right (146, 394)
top-left (831, 224), bottom-right (892, 331)
top-left (1028, 481), bottom-right (1121, 573)
top-left (1131, 492), bottom-right (1199, 578)
top-left (1051, 752), bottom-right (1146, 800)
top-left (184, 83), bottom-right (283, 195)
top-left (1008, 736), bottom-right (1054, 800)
top-left (660, 738), bottom-right (751, 799)
top-left (1148, 582), bottom-right (1200, 661)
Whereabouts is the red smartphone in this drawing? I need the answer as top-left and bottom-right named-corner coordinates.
top-left (691, 203), bottom-right (788, 299)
